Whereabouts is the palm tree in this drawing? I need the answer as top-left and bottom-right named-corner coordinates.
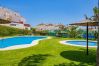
top-left (93, 6), bottom-right (99, 66)
top-left (67, 26), bottom-right (79, 38)
top-left (93, 7), bottom-right (99, 21)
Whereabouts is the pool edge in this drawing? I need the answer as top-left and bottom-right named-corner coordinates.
top-left (0, 36), bottom-right (51, 51)
top-left (59, 40), bottom-right (97, 48)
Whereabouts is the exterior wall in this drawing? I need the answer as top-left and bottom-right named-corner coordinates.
top-left (10, 22), bottom-right (25, 29)
top-left (0, 7), bottom-right (26, 23)
top-left (0, 7), bottom-right (31, 30)
top-left (0, 23), bottom-right (25, 29)
top-left (25, 27), bottom-right (31, 30)
top-left (0, 24), bottom-right (10, 26)
top-left (0, 23), bottom-right (31, 30)
top-left (36, 24), bottom-right (61, 31)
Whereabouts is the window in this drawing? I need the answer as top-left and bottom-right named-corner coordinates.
top-left (10, 24), bottom-right (16, 26)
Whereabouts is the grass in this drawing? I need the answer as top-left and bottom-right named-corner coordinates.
top-left (0, 37), bottom-right (96, 66)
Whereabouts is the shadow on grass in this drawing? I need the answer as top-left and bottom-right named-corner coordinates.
top-left (54, 62), bottom-right (95, 66)
top-left (60, 50), bottom-right (96, 65)
top-left (18, 54), bottom-right (51, 66)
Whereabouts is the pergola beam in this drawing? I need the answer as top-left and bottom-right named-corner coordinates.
top-left (70, 22), bottom-right (98, 26)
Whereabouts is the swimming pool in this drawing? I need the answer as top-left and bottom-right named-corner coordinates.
top-left (60, 40), bottom-right (97, 47)
top-left (0, 36), bottom-right (46, 50)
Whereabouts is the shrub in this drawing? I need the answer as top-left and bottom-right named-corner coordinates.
top-left (0, 25), bottom-right (32, 36)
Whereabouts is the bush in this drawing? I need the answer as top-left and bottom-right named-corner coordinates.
top-left (0, 25), bottom-right (32, 36)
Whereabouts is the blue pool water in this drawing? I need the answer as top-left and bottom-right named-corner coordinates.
top-left (0, 36), bottom-right (46, 48)
top-left (66, 41), bottom-right (97, 46)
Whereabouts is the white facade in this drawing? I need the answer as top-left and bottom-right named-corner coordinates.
top-left (0, 22), bottom-right (31, 30)
top-left (35, 24), bottom-right (62, 31)
top-left (0, 7), bottom-right (26, 23)
top-left (10, 22), bottom-right (25, 29)
top-left (0, 7), bottom-right (31, 30)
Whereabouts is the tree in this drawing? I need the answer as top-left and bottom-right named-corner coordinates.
top-left (93, 7), bottom-right (99, 21)
top-left (31, 28), bottom-right (36, 34)
top-left (67, 26), bottom-right (80, 38)
top-left (93, 6), bottom-right (99, 66)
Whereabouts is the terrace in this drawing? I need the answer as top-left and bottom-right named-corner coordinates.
top-left (0, 0), bottom-right (98, 66)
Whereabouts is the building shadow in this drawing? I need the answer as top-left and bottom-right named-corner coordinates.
top-left (18, 54), bottom-right (51, 66)
top-left (60, 50), bottom-right (96, 65)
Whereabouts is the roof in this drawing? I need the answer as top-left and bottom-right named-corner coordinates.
top-left (24, 24), bottom-right (31, 27)
top-left (0, 19), bottom-right (11, 24)
top-left (18, 21), bottom-right (24, 24)
top-left (70, 19), bottom-right (98, 26)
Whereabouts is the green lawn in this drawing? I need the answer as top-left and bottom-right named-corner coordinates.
top-left (0, 37), bottom-right (96, 66)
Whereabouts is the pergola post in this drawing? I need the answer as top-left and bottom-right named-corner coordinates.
top-left (86, 22), bottom-right (89, 55)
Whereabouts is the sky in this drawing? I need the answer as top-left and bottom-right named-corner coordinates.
top-left (0, 0), bottom-right (97, 26)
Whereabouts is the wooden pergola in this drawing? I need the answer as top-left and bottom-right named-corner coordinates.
top-left (0, 19), bottom-right (11, 24)
top-left (70, 19), bottom-right (98, 55)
